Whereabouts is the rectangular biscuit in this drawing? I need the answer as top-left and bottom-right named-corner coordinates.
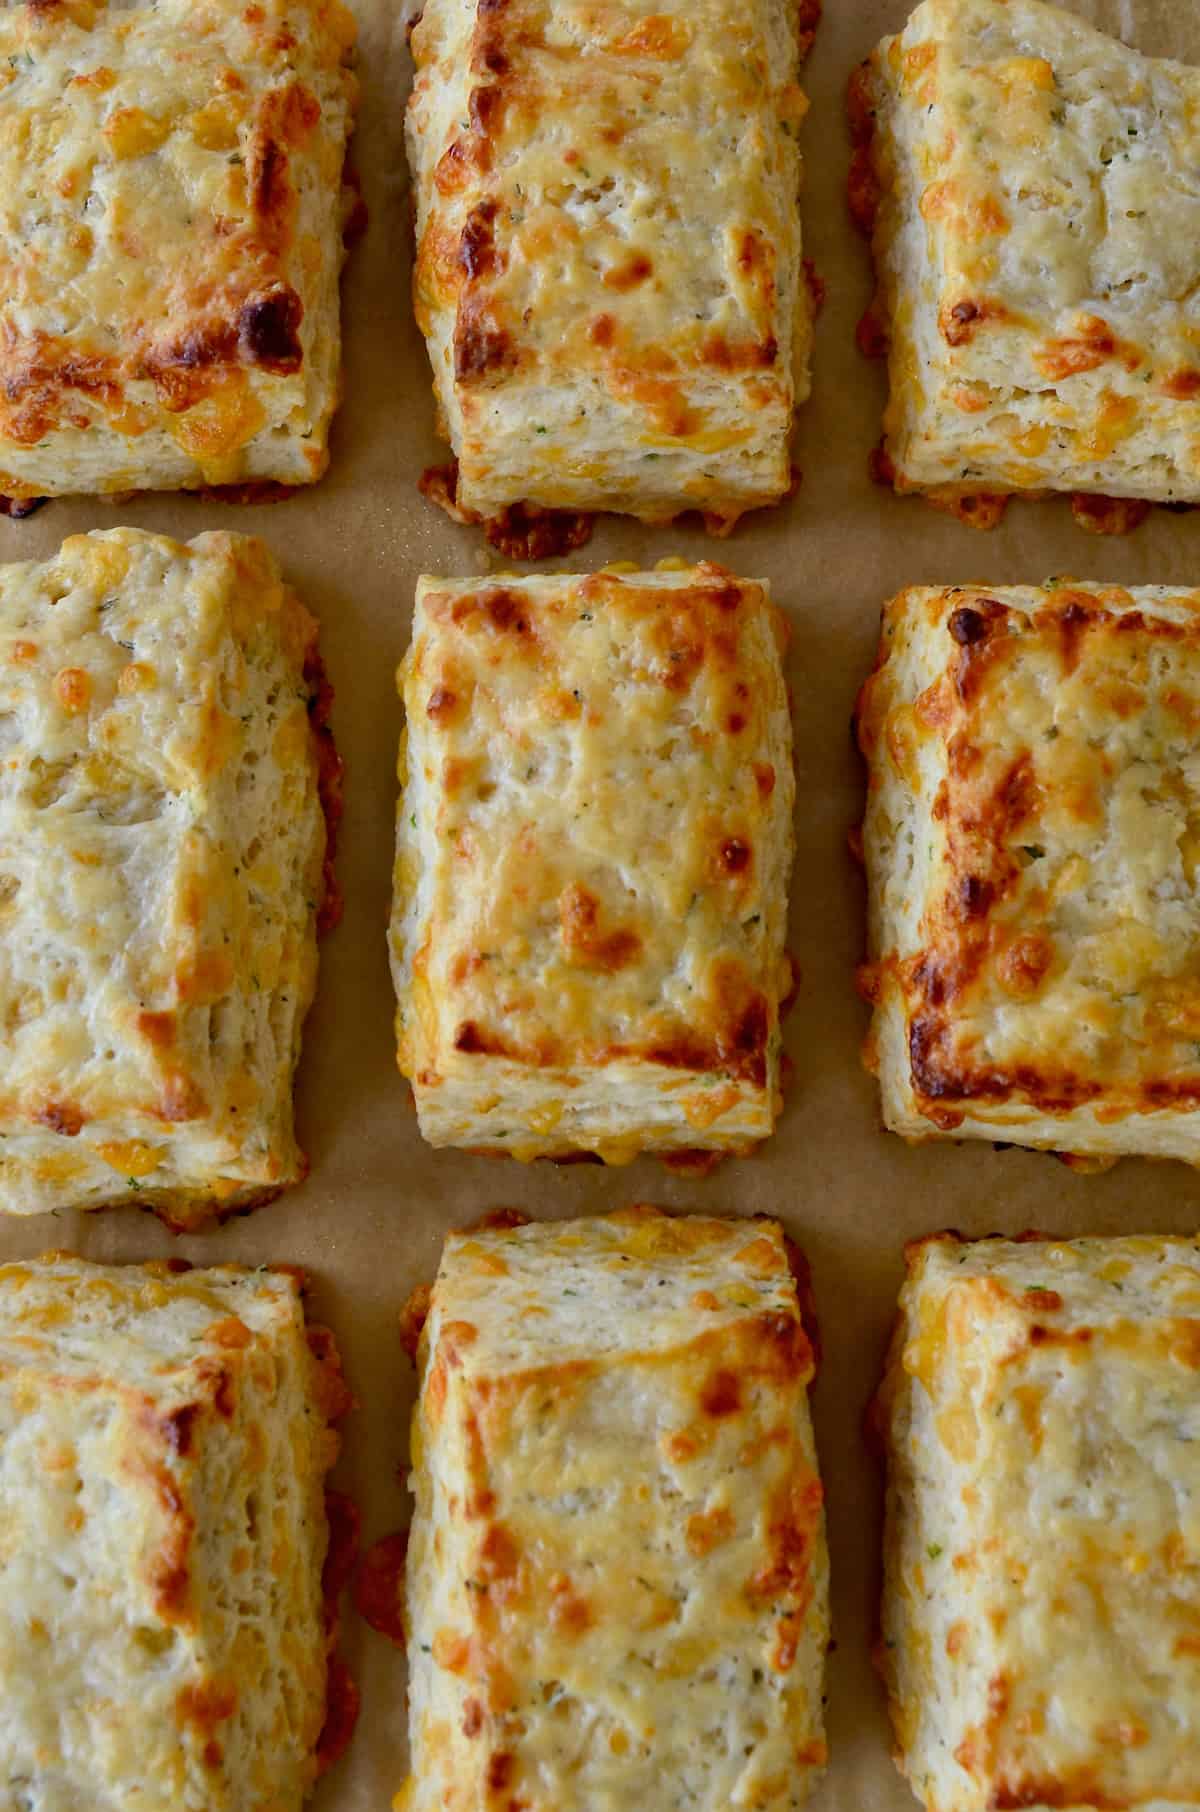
top-left (853, 0), bottom-right (1200, 514)
top-left (0, 0), bottom-right (358, 503)
top-left (877, 1230), bottom-right (1200, 1812)
top-left (406, 0), bottom-right (814, 531)
top-left (0, 1252), bottom-right (348, 1812)
top-left (856, 579), bottom-right (1200, 1167)
top-left (0, 526), bottom-right (336, 1224)
top-left (404, 1207), bottom-right (829, 1812)
top-left (390, 564), bottom-right (795, 1162)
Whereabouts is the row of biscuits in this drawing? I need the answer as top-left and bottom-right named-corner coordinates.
top-left (0, 0), bottom-right (1194, 540)
top-left (0, 526), bottom-right (1196, 1219)
top-left (3, 1213), bottom-right (1191, 1812)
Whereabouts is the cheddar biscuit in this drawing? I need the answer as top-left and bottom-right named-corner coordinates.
top-left (0, 1253), bottom-right (346, 1812)
top-left (406, 0), bottom-right (812, 532)
top-left (0, 527), bottom-right (335, 1224)
top-left (857, 580), bottom-right (1200, 1167)
top-left (390, 565), bottom-right (795, 1162)
top-left (0, 0), bottom-right (357, 503)
top-left (853, 0), bottom-right (1200, 514)
top-left (877, 1231), bottom-right (1200, 1812)
top-left (405, 1207), bottom-right (829, 1812)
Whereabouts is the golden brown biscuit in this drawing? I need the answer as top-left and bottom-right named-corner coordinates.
top-left (0, 1252), bottom-right (348, 1812)
top-left (854, 0), bottom-right (1200, 518)
top-left (858, 580), bottom-right (1200, 1167)
top-left (390, 565), bottom-right (795, 1161)
top-left (877, 1230), bottom-right (1200, 1812)
top-left (405, 1207), bottom-right (829, 1812)
top-left (0, 0), bottom-right (357, 502)
top-left (0, 527), bottom-right (335, 1223)
top-left (406, 0), bottom-right (812, 532)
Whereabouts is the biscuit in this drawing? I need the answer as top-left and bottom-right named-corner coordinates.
top-left (390, 565), bottom-right (795, 1161)
top-left (0, 0), bottom-right (357, 502)
top-left (405, 1207), bottom-right (829, 1812)
top-left (877, 1230), bottom-right (1200, 1812)
top-left (857, 580), bottom-right (1200, 1166)
top-left (853, 0), bottom-right (1200, 514)
top-left (0, 527), bottom-right (335, 1223)
top-left (0, 1252), bottom-right (347, 1812)
top-left (407, 0), bottom-right (812, 532)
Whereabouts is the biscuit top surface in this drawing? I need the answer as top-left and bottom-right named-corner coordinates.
top-left (905, 1229), bottom-right (1200, 1339)
top-left (0, 1252), bottom-right (301, 1386)
top-left (409, 0), bottom-right (803, 402)
top-left (432, 1209), bottom-right (806, 1375)
top-left (0, 527), bottom-right (306, 798)
top-left (861, 581), bottom-right (1200, 1115)
top-left (0, 0), bottom-right (356, 450)
top-left (401, 566), bottom-right (792, 1084)
top-left (882, 0), bottom-right (1200, 390)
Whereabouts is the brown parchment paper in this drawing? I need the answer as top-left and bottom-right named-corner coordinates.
top-left (0, 0), bottom-right (1198, 1805)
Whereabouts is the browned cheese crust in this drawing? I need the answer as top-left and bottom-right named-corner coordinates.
top-left (0, 0), bottom-right (358, 500)
top-left (858, 581), bottom-right (1200, 1165)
